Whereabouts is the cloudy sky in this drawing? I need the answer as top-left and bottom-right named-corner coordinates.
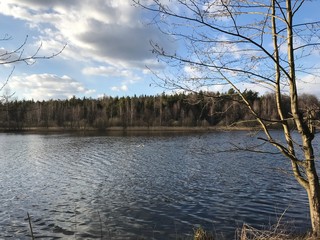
top-left (0, 0), bottom-right (173, 100)
top-left (0, 0), bottom-right (319, 100)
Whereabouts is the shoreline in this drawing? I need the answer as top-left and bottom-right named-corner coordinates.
top-left (0, 126), bottom-right (263, 134)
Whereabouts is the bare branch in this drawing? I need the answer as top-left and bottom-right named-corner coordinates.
top-left (0, 66), bottom-right (15, 92)
top-left (134, 0), bottom-right (320, 234)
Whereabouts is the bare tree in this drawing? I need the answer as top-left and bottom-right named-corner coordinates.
top-left (0, 34), bottom-right (66, 93)
top-left (133, 0), bottom-right (320, 236)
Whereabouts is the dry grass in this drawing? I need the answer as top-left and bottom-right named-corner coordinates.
top-left (192, 222), bottom-right (315, 240)
top-left (193, 226), bottom-right (215, 240)
top-left (238, 224), bottom-right (314, 240)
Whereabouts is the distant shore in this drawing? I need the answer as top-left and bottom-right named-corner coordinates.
top-left (0, 126), bottom-right (263, 134)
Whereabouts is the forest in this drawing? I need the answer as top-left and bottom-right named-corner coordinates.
top-left (0, 90), bottom-right (319, 131)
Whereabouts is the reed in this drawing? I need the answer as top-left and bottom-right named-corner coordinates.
top-left (193, 226), bottom-right (215, 240)
top-left (238, 223), bottom-right (313, 240)
top-left (27, 212), bottom-right (35, 240)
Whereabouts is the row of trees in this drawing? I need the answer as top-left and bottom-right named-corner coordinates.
top-left (0, 90), bottom-right (319, 130)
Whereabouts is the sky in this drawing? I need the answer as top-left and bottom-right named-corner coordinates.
top-left (0, 0), bottom-right (172, 100)
top-left (0, 0), bottom-right (319, 101)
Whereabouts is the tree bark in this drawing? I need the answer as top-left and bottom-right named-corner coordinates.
top-left (286, 0), bottom-right (320, 236)
top-left (306, 161), bottom-right (320, 237)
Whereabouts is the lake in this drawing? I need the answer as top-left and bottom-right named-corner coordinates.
top-left (0, 130), bottom-right (315, 239)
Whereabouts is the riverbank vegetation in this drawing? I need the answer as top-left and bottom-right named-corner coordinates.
top-left (194, 224), bottom-right (314, 240)
top-left (0, 90), bottom-right (319, 131)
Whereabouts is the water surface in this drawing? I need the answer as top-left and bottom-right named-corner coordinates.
top-left (0, 131), bottom-right (314, 239)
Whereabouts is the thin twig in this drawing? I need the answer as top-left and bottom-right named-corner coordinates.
top-left (27, 212), bottom-right (35, 240)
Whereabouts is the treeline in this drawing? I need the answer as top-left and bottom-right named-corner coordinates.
top-left (0, 90), bottom-right (319, 130)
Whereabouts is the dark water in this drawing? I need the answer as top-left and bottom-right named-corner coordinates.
top-left (0, 131), bottom-right (315, 239)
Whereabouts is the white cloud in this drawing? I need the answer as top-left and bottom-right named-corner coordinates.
top-left (82, 66), bottom-right (141, 80)
top-left (0, 0), bottom-right (173, 69)
top-left (8, 73), bottom-right (95, 100)
top-left (298, 74), bottom-right (320, 96)
top-left (83, 65), bottom-right (142, 94)
top-left (111, 84), bottom-right (128, 92)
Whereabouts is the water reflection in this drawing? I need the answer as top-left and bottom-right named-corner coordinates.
top-left (0, 131), bottom-right (314, 239)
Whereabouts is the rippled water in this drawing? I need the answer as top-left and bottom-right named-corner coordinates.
top-left (0, 131), bottom-right (315, 239)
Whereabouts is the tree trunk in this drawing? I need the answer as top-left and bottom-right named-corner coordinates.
top-left (306, 165), bottom-right (320, 237)
top-left (285, 0), bottom-right (320, 235)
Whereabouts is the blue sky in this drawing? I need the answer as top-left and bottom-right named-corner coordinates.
top-left (0, 0), bottom-right (319, 101)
